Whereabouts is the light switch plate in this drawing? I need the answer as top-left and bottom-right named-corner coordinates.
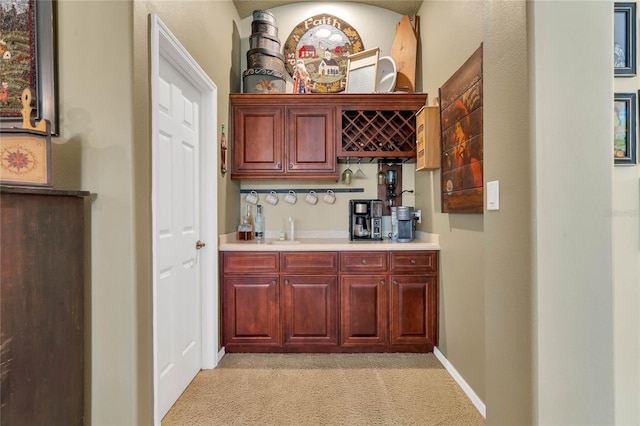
top-left (487, 180), bottom-right (500, 211)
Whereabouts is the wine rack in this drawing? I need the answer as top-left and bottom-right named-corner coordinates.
top-left (341, 110), bottom-right (418, 158)
top-left (337, 93), bottom-right (428, 161)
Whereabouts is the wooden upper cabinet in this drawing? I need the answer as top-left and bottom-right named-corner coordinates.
top-left (229, 93), bottom-right (428, 180)
top-left (231, 104), bottom-right (285, 176)
top-left (230, 94), bottom-right (338, 180)
top-left (286, 105), bottom-right (336, 176)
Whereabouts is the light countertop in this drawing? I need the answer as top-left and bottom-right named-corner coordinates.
top-left (219, 231), bottom-right (440, 251)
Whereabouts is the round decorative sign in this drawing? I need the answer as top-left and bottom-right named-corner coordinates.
top-left (283, 14), bottom-right (364, 93)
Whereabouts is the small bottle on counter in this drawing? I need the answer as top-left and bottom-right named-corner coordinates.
top-left (254, 205), bottom-right (264, 240)
top-left (237, 216), bottom-right (253, 240)
top-left (246, 204), bottom-right (253, 231)
top-left (237, 205), bottom-right (254, 240)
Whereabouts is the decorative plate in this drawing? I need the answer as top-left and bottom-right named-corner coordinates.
top-left (283, 14), bottom-right (364, 93)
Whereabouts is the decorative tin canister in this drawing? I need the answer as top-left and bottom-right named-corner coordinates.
top-left (251, 20), bottom-right (278, 38)
top-left (252, 9), bottom-right (277, 25)
top-left (242, 68), bottom-right (286, 94)
top-left (247, 48), bottom-right (285, 73)
top-left (249, 33), bottom-right (281, 53)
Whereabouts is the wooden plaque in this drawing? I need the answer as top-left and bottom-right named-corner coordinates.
top-left (439, 45), bottom-right (483, 213)
top-left (0, 129), bottom-right (51, 186)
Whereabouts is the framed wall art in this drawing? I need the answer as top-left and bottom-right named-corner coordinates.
top-left (614, 2), bottom-right (636, 76)
top-left (0, 0), bottom-right (58, 135)
top-left (283, 14), bottom-right (364, 93)
top-left (439, 44), bottom-right (483, 213)
top-left (614, 92), bottom-right (637, 166)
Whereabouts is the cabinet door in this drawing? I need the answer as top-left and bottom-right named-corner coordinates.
top-left (286, 105), bottom-right (337, 176)
top-left (223, 275), bottom-right (280, 347)
top-left (282, 275), bottom-right (338, 347)
top-left (232, 105), bottom-right (285, 177)
top-left (340, 274), bottom-right (387, 347)
top-left (1, 192), bottom-right (85, 425)
top-left (389, 274), bottom-right (437, 347)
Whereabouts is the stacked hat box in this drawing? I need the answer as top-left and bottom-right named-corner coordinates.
top-left (243, 10), bottom-right (286, 93)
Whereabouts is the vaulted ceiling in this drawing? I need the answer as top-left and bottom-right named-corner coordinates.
top-left (233, 0), bottom-right (423, 19)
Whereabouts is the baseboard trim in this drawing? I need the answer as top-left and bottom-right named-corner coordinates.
top-left (434, 347), bottom-right (486, 418)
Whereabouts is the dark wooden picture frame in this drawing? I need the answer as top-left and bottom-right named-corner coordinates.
top-left (614, 92), bottom-right (637, 165)
top-left (439, 45), bottom-right (483, 213)
top-left (0, 0), bottom-right (58, 135)
top-left (614, 2), bottom-right (636, 77)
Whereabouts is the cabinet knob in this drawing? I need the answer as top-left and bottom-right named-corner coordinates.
top-left (361, 259), bottom-right (367, 265)
top-left (393, 280), bottom-right (398, 286)
top-left (276, 163), bottom-right (282, 169)
top-left (284, 279), bottom-right (289, 286)
top-left (380, 280), bottom-right (385, 286)
top-left (410, 259), bottom-right (416, 264)
top-left (289, 163), bottom-right (293, 169)
top-left (271, 280), bottom-right (277, 286)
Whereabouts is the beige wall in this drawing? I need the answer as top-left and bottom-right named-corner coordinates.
top-left (418, 0), bottom-right (486, 404)
top-left (612, 2), bottom-right (640, 423)
top-left (57, 1), bottom-right (137, 423)
top-left (56, 0), bottom-right (240, 424)
top-left (532, 1), bottom-right (614, 423)
top-left (483, 1), bottom-right (532, 423)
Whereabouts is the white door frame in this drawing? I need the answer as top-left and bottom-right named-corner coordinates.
top-left (150, 13), bottom-right (219, 425)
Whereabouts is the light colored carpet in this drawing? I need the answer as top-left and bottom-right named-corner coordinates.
top-left (162, 353), bottom-right (485, 426)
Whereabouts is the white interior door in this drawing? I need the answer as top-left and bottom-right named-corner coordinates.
top-left (151, 14), bottom-right (219, 424)
top-left (155, 54), bottom-right (202, 418)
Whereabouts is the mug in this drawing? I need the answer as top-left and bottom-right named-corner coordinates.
top-left (265, 190), bottom-right (279, 205)
top-left (323, 190), bottom-right (336, 204)
top-left (245, 190), bottom-right (259, 205)
top-left (305, 190), bottom-right (318, 205)
top-left (284, 190), bottom-right (297, 204)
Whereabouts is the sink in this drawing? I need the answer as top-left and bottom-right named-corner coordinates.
top-left (270, 240), bottom-right (301, 245)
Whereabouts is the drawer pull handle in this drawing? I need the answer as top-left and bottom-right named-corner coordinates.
top-left (410, 259), bottom-right (416, 264)
top-left (271, 280), bottom-right (277, 286)
top-left (361, 259), bottom-right (367, 265)
top-left (284, 279), bottom-right (289, 286)
top-left (393, 280), bottom-right (398, 285)
top-left (380, 280), bottom-right (385, 286)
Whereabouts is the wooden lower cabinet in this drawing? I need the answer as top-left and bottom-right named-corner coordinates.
top-left (282, 274), bottom-right (338, 347)
top-left (223, 274), bottom-right (280, 347)
top-left (390, 274), bottom-right (437, 348)
top-left (221, 250), bottom-right (438, 353)
top-left (340, 274), bottom-right (388, 347)
top-left (1, 187), bottom-right (89, 425)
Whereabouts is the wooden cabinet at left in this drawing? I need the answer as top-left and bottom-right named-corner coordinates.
top-left (230, 94), bottom-right (338, 181)
top-left (1, 186), bottom-right (90, 426)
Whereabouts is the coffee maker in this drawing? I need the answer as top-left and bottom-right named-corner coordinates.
top-left (349, 199), bottom-right (383, 241)
top-left (396, 206), bottom-right (416, 242)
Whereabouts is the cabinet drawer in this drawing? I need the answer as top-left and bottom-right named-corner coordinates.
top-left (222, 252), bottom-right (279, 274)
top-left (340, 251), bottom-right (387, 272)
top-left (389, 251), bottom-right (437, 273)
top-left (281, 251), bottom-right (338, 274)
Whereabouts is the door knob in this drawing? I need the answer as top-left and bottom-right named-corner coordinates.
top-left (196, 240), bottom-right (206, 250)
